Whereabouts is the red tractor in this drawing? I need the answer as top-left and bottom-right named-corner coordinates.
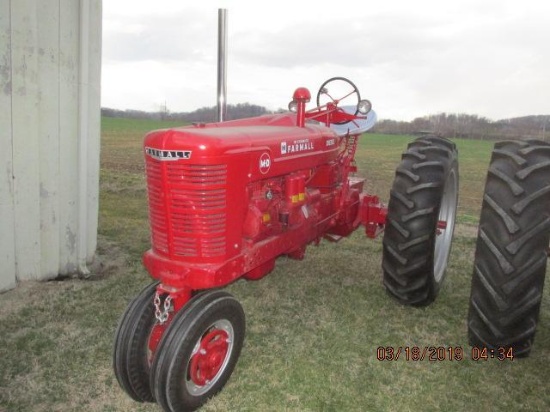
top-left (113, 77), bottom-right (459, 411)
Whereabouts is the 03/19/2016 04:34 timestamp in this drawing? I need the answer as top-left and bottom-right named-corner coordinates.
top-left (376, 346), bottom-right (515, 362)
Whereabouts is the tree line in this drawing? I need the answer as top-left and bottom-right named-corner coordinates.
top-left (101, 103), bottom-right (270, 123)
top-left (102, 105), bottom-right (549, 140)
top-left (373, 113), bottom-right (550, 140)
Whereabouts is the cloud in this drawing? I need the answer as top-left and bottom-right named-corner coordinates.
top-left (101, 0), bottom-right (550, 120)
top-left (231, 13), bottom-right (452, 70)
top-left (103, 8), bottom-right (216, 63)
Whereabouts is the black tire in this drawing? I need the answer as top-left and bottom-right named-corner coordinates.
top-left (113, 281), bottom-right (159, 402)
top-left (468, 139), bottom-right (550, 357)
top-left (382, 136), bottom-right (459, 306)
top-left (151, 290), bottom-right (245, 412)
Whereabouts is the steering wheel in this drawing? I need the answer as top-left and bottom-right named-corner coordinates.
top-left (316, 77), bottom-right (361, 124)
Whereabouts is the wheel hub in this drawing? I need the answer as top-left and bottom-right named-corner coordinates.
top-left (185, 319), bottom-right (235, 396)
top-left (190, 329), bottom-right (229, 385)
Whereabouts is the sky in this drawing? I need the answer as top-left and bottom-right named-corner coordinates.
top-left (102, 0), bottom-right (550, 121)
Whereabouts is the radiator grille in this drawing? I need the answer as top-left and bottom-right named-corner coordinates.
top-left (146, 160), bottom-right (227, 259)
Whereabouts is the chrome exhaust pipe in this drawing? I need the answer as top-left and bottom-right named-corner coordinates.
top-left (217, 8), bottom-right (228, 122)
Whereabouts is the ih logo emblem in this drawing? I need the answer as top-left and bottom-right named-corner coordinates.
top-left (259, 152), bottom-right (271, 174)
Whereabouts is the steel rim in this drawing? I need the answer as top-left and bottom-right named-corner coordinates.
top-left (434, 168), bottom-right (458, 282)
top-left (185, 319), bottom-right (234, 396)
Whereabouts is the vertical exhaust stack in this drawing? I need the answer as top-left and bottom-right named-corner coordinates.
top-left (217, 9), bottom-right (228, 122)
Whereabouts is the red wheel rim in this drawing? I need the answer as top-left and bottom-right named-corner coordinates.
top-left (147, 323), bottom-right (167, 365)
top-left (185, 319), bottom-right (234, 396)
top-left (189, 329), bottom-right (229, 386)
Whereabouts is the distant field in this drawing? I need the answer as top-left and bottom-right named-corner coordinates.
top-left (101, 117), bottom-right (185, 173)
top-left (356, 134), bottom-right (493, 223)
top-left (0, 117), bottom-right (548, 412)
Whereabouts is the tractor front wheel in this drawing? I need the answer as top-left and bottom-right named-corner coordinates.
top-left (113, 281), bottom-right (159, 402)
top-left (382, 135), bottom-right (459, 306)
top-left (150, 290), bottom-right (245, 412)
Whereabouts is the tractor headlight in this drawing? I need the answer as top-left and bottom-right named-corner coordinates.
top-left (358, 99), bottom-right (372, 114)
top-left (288, 100), bottom-right (298, 113)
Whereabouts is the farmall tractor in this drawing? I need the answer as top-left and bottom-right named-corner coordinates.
top-left (113, 77), bottom-right (459, 411)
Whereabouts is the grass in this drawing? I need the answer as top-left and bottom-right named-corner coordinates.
top-left (356, 134), bottom-right (493, 223)
top-left (1, 118), bottom-right (549, 411)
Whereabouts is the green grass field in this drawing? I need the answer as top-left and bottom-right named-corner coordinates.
top-left (0, 118), bottom-right (549, 411)
top-left (357, 134), bottom-right (493, 224)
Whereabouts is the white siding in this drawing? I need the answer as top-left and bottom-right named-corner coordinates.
top-left (0, 0), bottom-right (102, 291)
top-left (58, 0), bottom-right (80, 274)
top-left (38, 0), bottom-right (61, 277)
top-left (0, 0), bottom-right (17, 291)
top-left (11, 0), bottom-right (42, 280)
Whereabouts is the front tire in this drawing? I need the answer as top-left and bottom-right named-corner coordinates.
top-left (382, 136), bottom-right (459, 306)
top-left (468, 139), bottom-right (550, 357)
top-left (113, 281), bottom-right (159, 402)
top-left (151, 290), bottom-right (245, 412)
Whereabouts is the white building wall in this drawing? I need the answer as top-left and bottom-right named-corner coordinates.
top-left (0, 0), bottom-right (102, 291)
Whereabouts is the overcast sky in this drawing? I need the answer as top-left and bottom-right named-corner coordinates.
top-left (102, 0), bottom-right (550, 121)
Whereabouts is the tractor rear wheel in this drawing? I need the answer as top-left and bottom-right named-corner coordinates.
top-left (150, 290), bottom-right (245, 412)
top-left (113, 281), bottom-right (159, 402)
top-left (382, 135), bottom-right (459, 306)
top-left (468, 139), bottom-right (550, 357)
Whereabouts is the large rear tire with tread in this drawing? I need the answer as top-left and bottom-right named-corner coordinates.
top-left (468, 139), bottom-right (550, 357)
top-left (382, 135), bottom-right (459, 306)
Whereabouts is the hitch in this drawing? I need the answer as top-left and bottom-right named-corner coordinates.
top-left (361, 194), bottom-right (387, 238)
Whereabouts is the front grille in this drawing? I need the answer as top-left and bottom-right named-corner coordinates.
top-left (146, 160), bottom-right (227, 259)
